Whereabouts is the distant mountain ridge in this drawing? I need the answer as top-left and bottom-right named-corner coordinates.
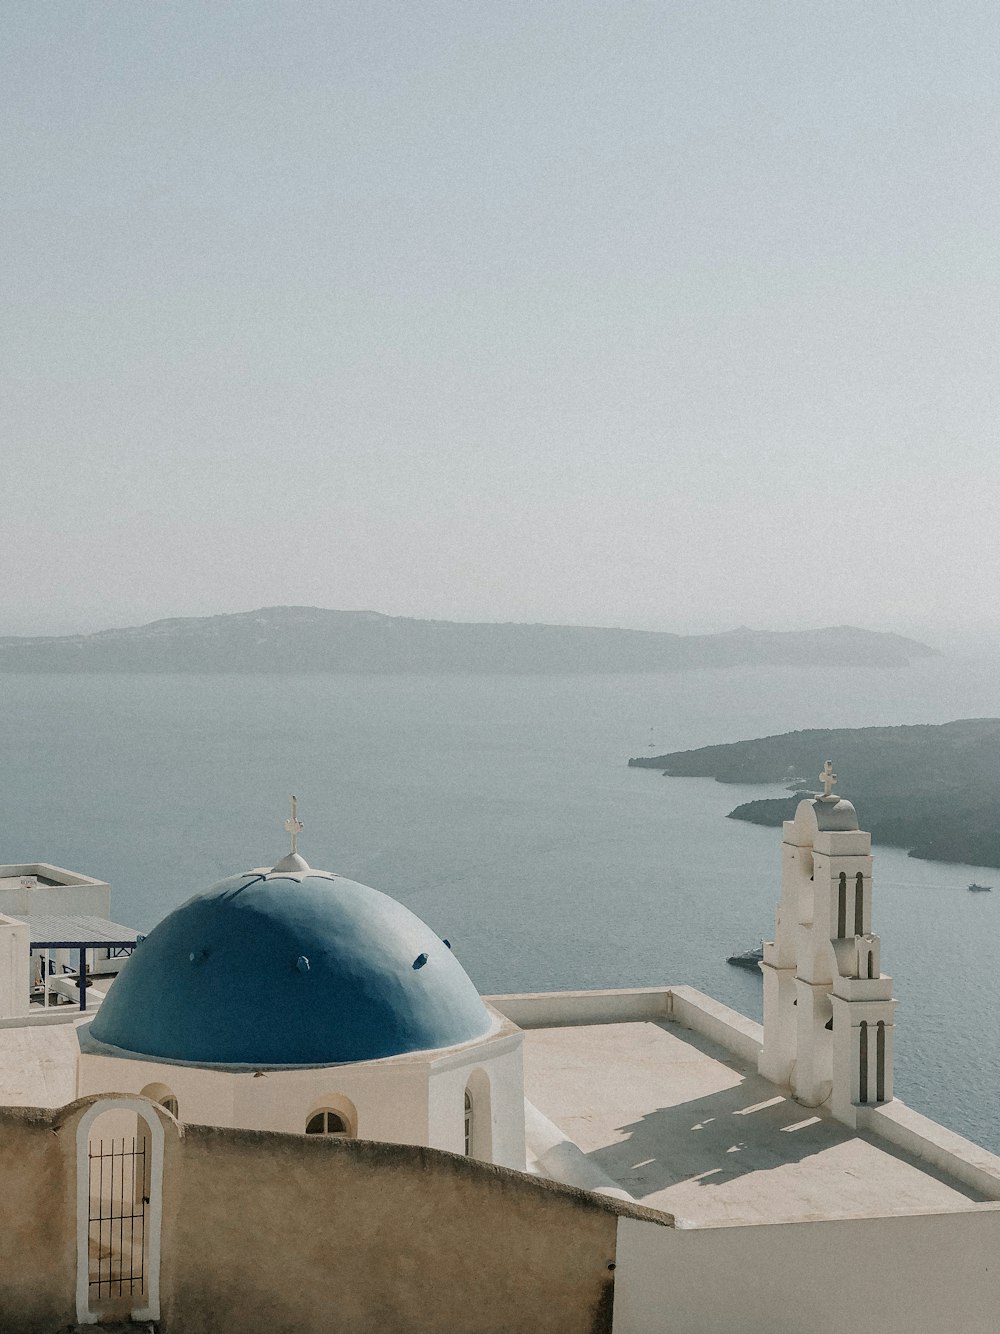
top-left (0, 607), bottom-right (937, 674)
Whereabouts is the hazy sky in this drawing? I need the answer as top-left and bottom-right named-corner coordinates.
top-left (3, 2), bottom-right (998, 639)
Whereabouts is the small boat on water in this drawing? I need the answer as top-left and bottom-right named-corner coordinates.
top-left (727, 942), bottom-right (764, 970)
top-left (968, 883), bottom-right (992, 893)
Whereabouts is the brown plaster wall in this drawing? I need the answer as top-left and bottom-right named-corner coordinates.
top-left (0, 1105), bottom-right (76, 1333)
top-left (0, 1098), bottom-right (670, 1334)
top-left (162, 1125), bottom-right (665, 1334)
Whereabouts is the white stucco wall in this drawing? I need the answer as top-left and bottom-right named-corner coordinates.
top-left (523, 1099), bottom-right (633, 1200)
top-left (487, 987), bottom-right (671, 1029)
top-left (0, 865), bottom-right (111, 920)
top-left (78, 1053), bottom-right (238, 1126)
top-left (238, 1060), bottom-right (432, 1142)
top-left (612, 1206), bottom-right (1000, 1334)
top-left (0, 917), bottom-right (30, 1020)
top-left (668, 986), bottom-right (763, 1063)
top-left (426, 1033), bottom-right (525, 1169)
top-left (77, 1014), bottom-right (524, 1165)
top-left (861, 1100), bottom-right (1000, 1200)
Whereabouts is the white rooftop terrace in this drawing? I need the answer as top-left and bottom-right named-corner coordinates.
top-left (489, 986), bottom-right (999, 1227)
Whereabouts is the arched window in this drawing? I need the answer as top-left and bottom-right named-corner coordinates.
top-left (837, 873), bottom-right (847, 938)
top-left (463, 1069), bottom-right (492, 1161)
top-left (854, 872), bottom-right (865, 935)
top-left (859, 1021), bottom-right (869, 1103)
top-left (876, 1021), bottom-right (886, 1102)
top-left (305, 1110), bottom-right (351, 1137)
top-left (867, 950), bottom-right (876, 980)
top-left (139, 1083), bottom-right (178, 1120)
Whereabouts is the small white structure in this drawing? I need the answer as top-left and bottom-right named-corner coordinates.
top-left (0, 863), bottom-right (133, 1018)
top-left (0, 863), bottom-right (111, 921)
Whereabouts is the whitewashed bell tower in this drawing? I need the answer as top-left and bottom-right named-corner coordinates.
top-left (759, 763), bottom-right (896, 1124)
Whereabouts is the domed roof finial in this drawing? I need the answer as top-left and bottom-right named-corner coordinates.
top-left (818, 760), bottom-right (837, 800)
top-left (271, 795), bottom-right (310, 875)
top-left (284, 794), bottom-right (304, 855)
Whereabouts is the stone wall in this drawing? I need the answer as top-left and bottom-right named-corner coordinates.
top-left (7, 1090), bottom-right (1000, 1334)
top-left (0, 1096), bottom-right (669, 1334)
top-left (0, 1105), bottom-right (76, 1331)
top-left (162, 1123), bottom-right (645, 1334)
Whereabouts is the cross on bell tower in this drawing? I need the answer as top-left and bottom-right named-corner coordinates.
top-left (818, 761), bottom-right (837, 799)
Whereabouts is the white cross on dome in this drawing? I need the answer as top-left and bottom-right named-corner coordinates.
top-left (284, 794), bottom-right (304, 853)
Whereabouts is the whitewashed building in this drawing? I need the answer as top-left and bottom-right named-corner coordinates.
top-left (77, 838), bottom-right (525, 1166)
top-left (0, 779), bottom-right (999, 1333)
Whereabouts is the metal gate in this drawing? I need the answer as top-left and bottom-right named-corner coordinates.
top-left (88, 1135), bottom-right (148, 1302)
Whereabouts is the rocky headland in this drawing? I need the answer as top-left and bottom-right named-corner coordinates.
top-left (630, 718), bottom-right (1000, 868)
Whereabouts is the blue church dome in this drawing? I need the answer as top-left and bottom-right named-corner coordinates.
top-left (89, 858), bottom-right (493, 1067)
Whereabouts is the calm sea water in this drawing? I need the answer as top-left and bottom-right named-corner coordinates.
top-left (2, 658), bottom-right (999, 1149)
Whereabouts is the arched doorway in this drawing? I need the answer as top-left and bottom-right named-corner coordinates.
top-left (76, 1098), bottom-right (163, 1325)
top-left (139, 1082), bottom-right (178, 1119)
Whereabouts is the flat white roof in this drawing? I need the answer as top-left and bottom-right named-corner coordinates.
top-left (0, 863), bottom-right (109, 888)
top-left (521, 1018), bottom-right (987, 1225)
top-left (19, 914), bottom-right (139, 948)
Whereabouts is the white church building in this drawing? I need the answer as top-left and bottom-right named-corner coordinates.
top-left (1, 778), bottom-right (999, 1332)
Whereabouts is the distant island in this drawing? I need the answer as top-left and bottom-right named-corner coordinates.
top-left (0, 607), bottom-right (936, 675)
top-left (629, 719), bottom-right (1000, 868)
